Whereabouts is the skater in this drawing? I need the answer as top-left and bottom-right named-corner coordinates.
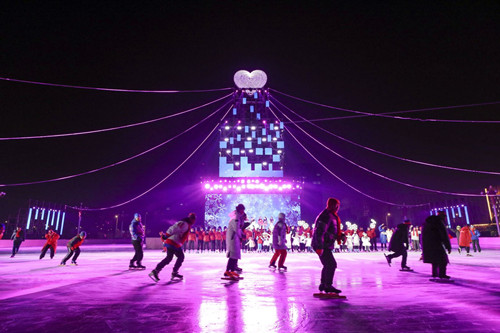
top-left (269, 212), bottom-right (288, 271)
top-left (40, 229), bottom-right (60, 259)
top-left (187, 228), bottom-right (196, 253)
top-left (60, 231), bottom-right (86, 265)
top-left (384, 221), bottom-right (411, 271)
top-left (422, 215), bottom-right (452, 280)
top-left (221, 226), bottom-right (227, 252)
top-left (312, 198), bottom-right (343, 294)
top-left (0, 223), bottom-right (5, 240)
top-left (10, 226), bottom-right (25, 257)
top-left (215, 227), bottom-right (222, 252)
top-left (129, 213), bottom-right (146, 269)
top-left (224, 204), bottom-right (246, 280)
top-left (470, 226), bottom-right (481, 253)
top-left (196, 227), bottom-right (204, 253)
top-left (149, 213), bottom-right (196, 282)
top-left (367, 225), bottom-right (377, 251)
top-left (361, 232), bottom-right (370, 252)
top-left (459, 225), bottom-right (472, 256)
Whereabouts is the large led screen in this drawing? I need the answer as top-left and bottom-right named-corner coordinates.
top-left (204, 193), bottom-right (301, 229)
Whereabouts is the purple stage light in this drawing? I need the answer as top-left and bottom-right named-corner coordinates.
top-left (202, 178), bottom-right (303, 193)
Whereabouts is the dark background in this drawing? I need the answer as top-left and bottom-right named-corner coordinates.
top-left (1, 2), bottom-right (499, 237)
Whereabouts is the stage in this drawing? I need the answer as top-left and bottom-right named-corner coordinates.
top-left (1, 240), bottom-right (499, 333)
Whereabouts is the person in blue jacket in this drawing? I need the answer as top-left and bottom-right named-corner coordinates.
top-left (470, 226), bottom-right (481, 253)
top-left (378, 224), bottom-right (388, 250)
top-left (129, 213), bottom-right (145, 269)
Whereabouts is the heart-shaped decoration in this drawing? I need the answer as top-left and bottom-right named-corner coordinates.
top-left (233, 70), bottom-right (267, 88)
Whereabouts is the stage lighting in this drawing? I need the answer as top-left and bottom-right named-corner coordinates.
top-left (224, 138), bottom-right (229, 142)
top-left (225, 126), bottom-right (230, 130)
top-left (237, 126), bottom-right (242, 130)
top-left (226, 150), bottom-right (231, 154)
top-left (249, 149), bottom-right (254, 153)
top-left (204, 184), bottom-right (210, 189)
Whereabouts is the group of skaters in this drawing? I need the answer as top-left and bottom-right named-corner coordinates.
top-left (4, 197), bottom-right (485, 295)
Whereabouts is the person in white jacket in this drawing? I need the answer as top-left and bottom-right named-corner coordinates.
top-left (225, 204), bottom-right (246, 279)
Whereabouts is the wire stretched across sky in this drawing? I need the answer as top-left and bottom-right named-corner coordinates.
top-left (67, 105), bottom-right (233, 211)
top-left (269, 108), bottom-right (429, 207)
top-left (0, 101), bottom-right (233, 187)
top-left (0, 77), bottom-right (233, 93)
top-left (272, 97), bottom-right (500, 176)
top-left (0, 93), bottom-right (232, 141)
top-left (273, 105), bottom-right (487, 198)
top-left (271, 88), bottom-right (500, 124)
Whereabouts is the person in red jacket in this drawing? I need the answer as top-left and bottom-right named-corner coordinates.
top-left (60, 231), bottom-right (86, 265)
top-left (40, 229), bottom-right (60, 259)
top-left (203, 228), bottom-right (211, 252)
top-left (459, 225), bottom-right (473, 256)
top-left (187, 228), bottom-right (196, 253)
top-left (209, 228), bottom-right (216, 252)
top-left (367, 227), bottom-right (377, 252)
top-left (196, 227), bottom-right (204, 253)
top-left (215, 227), bottom-right (223, 252)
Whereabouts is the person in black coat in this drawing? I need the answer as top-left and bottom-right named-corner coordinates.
top-left (422, 215), bottom-right (452, 279)
top-left (384, 222), bottom-right (411, 270)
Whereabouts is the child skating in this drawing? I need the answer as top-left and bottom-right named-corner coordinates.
top-left (149, 213), bottom-right (196, 282)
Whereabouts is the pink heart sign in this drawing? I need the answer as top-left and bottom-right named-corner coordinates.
top-left (233, 70), bottom-right (268, 89)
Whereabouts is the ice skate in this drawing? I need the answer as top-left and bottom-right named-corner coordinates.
top-left (235, 266), bottom-right (243, 273)
top-left (135, 263), bottom-right (146, 270)
top-left (430, 275), bottom-right (454, 283)
top-left (71, 261), bottom-right (78, 266)
top-left (278, 266), bottom-right (287, 272)
top-left (221, 271), bottom-right (243, 280)
top-left (400, 266), bottom-right (413, 272)
top-left (59, 262), bottom-right (66, 266)
top-left (148, 270), bottom-right (160, 282)
top-left (466, 253), bottom-right (473, 257)
top-left (384, 253), bottom-right (391, 267)
top-left (315, 284), bottom-right (346, 299)
top-left (269, 263), bottom-right (277, 269)
top-left (171, 271), bottom-right (183, 280)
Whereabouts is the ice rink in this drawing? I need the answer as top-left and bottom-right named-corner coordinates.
top-left (1, 240), bottom-right (499, 333)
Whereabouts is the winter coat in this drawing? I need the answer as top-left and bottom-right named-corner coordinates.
top-left (422, 216), bottom-right (451, 264)
top-left (11, 229), bottom-right (25, 242)
top-left (129, 219), bottom-right (145, 242)
top-left (312, 209), bottom-right (340, 250)
top-left (459, 226), bottom-right (472, 247)
top-left (68, 235), bottom-right (84, 250)
top-left (388, 223), bottom-right (409, 252)
top-left (367, 228), bottom-right (376, 239)
top-left (471, 229), bottom-right (480, 241)
top-left (164, 218), bottom-right (191, 248)
top-left (378, 226), bottom-right (388, 244)
top-left (44, 232), bottom-right (60, 251)
top-left (226, 214), bottom-right (244, 259)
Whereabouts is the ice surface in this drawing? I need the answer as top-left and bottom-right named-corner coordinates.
top-left (1, 240), bottom-right (499, 333)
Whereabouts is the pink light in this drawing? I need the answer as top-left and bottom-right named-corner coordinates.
top-left (204, 184), bottom-right (210, 189)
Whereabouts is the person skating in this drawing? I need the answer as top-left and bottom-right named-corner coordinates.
top-left (40, 229), bottom-right (60, 259)
top-left (470, 226), bottom-right (481, 253)
top-left (129, 213), bottom-right (146, 269)
top-left (60, 231), bottom-right (86, 265)
top-left (149, 213), bottom-right (196, 282)
top-left (312, 198), bottom-right (344, 294)
top-left (422, 215), bottom-right (452, 280)
top-left (459, 225), bottom-right (473, 256)
top-left (224, 204), bottom-right (246, 280)
top-left (10, 226), bottom-right (25, 258)
top-left (384, 220), bottom-right (412, 271)
top-left (269, 213), bottom-right (288, 271)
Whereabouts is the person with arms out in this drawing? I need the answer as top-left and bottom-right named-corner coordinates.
top-left (149, 213), bottom-right (196, 282)
top-left (384, 220), bottom-right (412, 271)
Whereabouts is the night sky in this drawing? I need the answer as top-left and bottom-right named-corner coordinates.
top-left (1, 2), bottom-right (499, 228)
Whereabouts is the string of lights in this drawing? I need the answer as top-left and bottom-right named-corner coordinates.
top-left (271, 88), bottom-right (500, 124)
top-left (273, 105), bottom-right (486, 198)
top-left (0, 77), bottom-right (233, 93)
top-left (272, 97), bottom-right (500, 175)
top-left (0, 101), bottom-right (233, 187)
top-left (67, 105), bottom-right (233, 211)
top-left (0, 93), bottom-right (232, 141)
